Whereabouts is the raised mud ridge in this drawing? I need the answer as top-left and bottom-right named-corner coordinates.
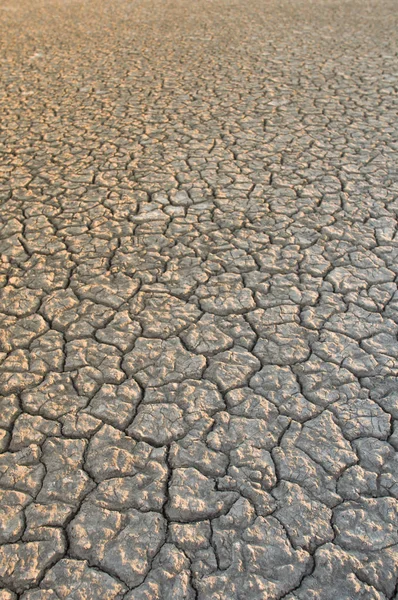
top-left (0, 0), bottom-right (398, 598)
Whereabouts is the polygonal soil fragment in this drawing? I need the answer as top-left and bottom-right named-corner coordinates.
top-left (289, 543), bottom-right (386, 600)
top-left (20, 559), bottom-right (127, 599)
top-left (180, 312), bottom-right (234, 356)
top-left (334, 497), bottom-right (398, 552)
top-left (0, 540), bottom-right (65, 593)
top-left (123, 337), bottom-right (206, 386)
top-left (198, 515), bottom-right (311, 599)
top-left (272, 481), bottom-right (334, 552)
top-left (21, 372), bottom-right (87, 419)
top-left (130, 292), bottom-right (201, 339)
top-left (204, 347), bottom-right (260, 392)
top-left (36, 438), bottom-right (94, 506)
top-left (128, 378), bottom-right (224, 445)
top-left (68, 504), bottom-right (166, 587)
top-left (84, 424), bottom-right (167, 510)
top-left (125, 544), bottom-right (196, 600)
top-left (85, 379), bottom-right (142, 429)
top-left (196, 273), bottom-right (255, 315)
top-left (0, 490), bottom-right (31, 544)
top-left (166, 467), bottom-right (238, 521)
top-left (294, 412), bottom-right (358, 476)
top-left (253, 323), bottom-right (314, 366)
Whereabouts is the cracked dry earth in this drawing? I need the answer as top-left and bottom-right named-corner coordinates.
top-left (0, 0), bottom-right (398, 599)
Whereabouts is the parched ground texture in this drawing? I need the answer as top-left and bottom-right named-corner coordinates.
top-left (0, 0), bottom-right (398, 598)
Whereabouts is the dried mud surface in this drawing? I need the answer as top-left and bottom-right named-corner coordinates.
top-left (0, 0), bottom-right (398, 597)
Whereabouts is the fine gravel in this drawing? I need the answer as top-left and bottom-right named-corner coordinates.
top-left (0, 0), bottom-right (398, 598)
